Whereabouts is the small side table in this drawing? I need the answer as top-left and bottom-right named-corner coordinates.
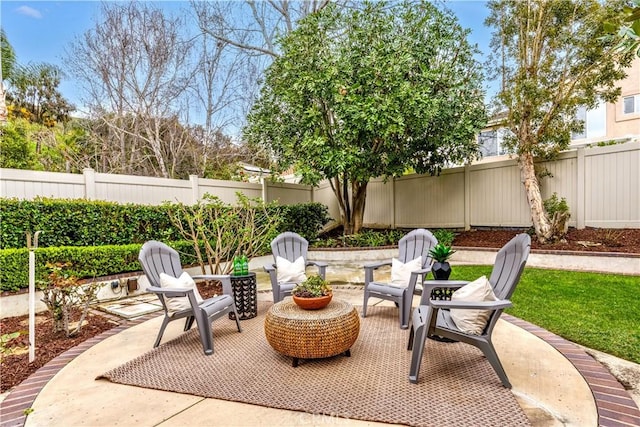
top-left (229, 272), bottom-right (257, 320)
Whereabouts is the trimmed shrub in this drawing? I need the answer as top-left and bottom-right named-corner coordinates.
top-left (0, 198), bottom-right (330, 292)
top-left (0, 241), bottom-right (198, 293)
top-left (1, 198), bottom-right (330, 249)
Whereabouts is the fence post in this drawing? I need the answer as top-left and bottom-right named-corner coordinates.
top-left (391, 177), bottom-right (396, 229)
top-left (261, 178), bottom-right (268, 202)
top-left (83, 168), bottom-right (96, 200)
top-left (464, 164), bottom-right (471, 230)
top-left (576, 147), bottom-right (586, 230)
top-left (189, 175), bottom-right (200, 204)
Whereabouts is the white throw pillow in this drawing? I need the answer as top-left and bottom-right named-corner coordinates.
top-left (449, 275), bottom-right (498, 335)
top-left (391, 256), bottom-right (422, 286)
top-left (159, 272), bottom-right (204, 315)
top-left (276, 256), bottom-right (307, 283)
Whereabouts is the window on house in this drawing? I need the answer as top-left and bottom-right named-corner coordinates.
top-left (623, 95), bottom-right (640, 114)
top-left (478, 128), bottom-right (509, 157)
top-left (572, 102), bottom-right (606, 140)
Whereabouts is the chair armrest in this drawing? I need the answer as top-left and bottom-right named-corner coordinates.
top-left (192, 274), bottom-right (231, 281)
top-left (147, 285), bottom-right (193, 299)
top-left (364, 261), bottom-right (392, 270)
top-left (307, 260), bottom-right (328, 280)
top-left (419, 280), bottom-right (469, 304)
top-left (263, 263), bottom-right (276, 273)
top-left (306, 260), bottom-right (328, 268)
top-left (429, 298), bottom-right (513, 310)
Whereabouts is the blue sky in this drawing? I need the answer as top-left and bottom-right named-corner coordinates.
top-left (1, 1), bottom-right (494, 116)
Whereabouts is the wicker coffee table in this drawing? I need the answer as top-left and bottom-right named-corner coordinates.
top-left (264, 299), bottom-right (360, 367)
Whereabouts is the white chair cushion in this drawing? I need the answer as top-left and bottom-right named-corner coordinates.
top-left (159, 272), bottom-right (204, 315)
top-left (391, 256), bottom-right (422, 286)
top-left (276, 256), bottom-right (307, 283)
top-left (449, 275), bottom-right (498, 335)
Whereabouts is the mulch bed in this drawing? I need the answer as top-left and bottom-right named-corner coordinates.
top-left (0, 281), bottom-right (222, 394)
top-left (452, 227), bottom-right (640, 254)
top-left (0, 310), bottom-right (118, 393)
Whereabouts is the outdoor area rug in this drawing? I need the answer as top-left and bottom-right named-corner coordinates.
top-left (98, 303), bottom-right (530, 426)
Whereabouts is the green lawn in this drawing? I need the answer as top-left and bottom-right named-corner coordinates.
top-left (449, 266), bottom-right (640, 364)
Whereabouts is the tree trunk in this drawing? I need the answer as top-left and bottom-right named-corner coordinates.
top-left (350, 181), bottom-right (368, 235)
top-left (518, 152), bottom-right (552, 243)
top-left (329, 177), bottom-right (368, 235)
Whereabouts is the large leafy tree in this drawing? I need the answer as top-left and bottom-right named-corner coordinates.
top-left (486, 0), bottom-right (633, 243)
top-left (244, 1), bottom-right (486, 234)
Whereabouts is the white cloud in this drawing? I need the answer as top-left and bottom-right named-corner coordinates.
top-left (16, 5), bottom-right (43, 19)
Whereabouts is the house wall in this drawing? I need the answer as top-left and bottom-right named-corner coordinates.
top-left (608, 58), bottom-right (640, 140)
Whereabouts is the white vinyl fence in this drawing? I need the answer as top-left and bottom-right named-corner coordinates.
top-left (1, 141), bottom-right (638, 230)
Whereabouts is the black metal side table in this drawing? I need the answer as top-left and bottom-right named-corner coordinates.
top-left (229, 272), bottom-right (257, 320)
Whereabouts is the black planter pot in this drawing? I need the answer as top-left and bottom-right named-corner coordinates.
top-left (429, 261), bottom-right (457, 343)
top-left (431, 261), bottom-right (451, 280)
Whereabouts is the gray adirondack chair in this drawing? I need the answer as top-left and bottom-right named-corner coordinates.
top-left (264, 232), bottom-right (328, 303)
top-left (138, 240), bottom-right (241, 355)
top-left (362, 228), bottom-right (438, 329)
top-left (407, 233), bottom-right (531, 387)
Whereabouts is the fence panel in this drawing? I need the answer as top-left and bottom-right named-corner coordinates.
top-left (1, 141), bottom-right (638, 229)
top-left (265, 182), bottom-right (313, 204)
top-left (584, 142), bottom-right (640, 227)
top-left (1, 169), bottom-right (85, 200)
top-left (468, 159), bottom-right (531, 227)
top-left (393, 171), bottom-right (466, 229)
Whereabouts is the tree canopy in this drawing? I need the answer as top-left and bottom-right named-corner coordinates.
top-left (244, 0), bottom-right (487, 233)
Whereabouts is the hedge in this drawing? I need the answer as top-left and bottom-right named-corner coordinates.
top-left (0, 198), bottom-right (331, 292)
top-left (0, 241), bottom-right (204, 293)
top-left (1, 197), bottom-right (330, 249)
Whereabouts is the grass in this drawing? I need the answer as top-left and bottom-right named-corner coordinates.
top-left (449, 266), bottom-right (640, 364)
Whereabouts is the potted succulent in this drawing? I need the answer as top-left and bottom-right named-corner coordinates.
top-left (429, 243), bottom-right (456, 280)
top-left (291, 275), bottom-right (333, 310)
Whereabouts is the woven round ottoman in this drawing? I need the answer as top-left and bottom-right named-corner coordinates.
top-left (264, 299), bottom-right (360, 367)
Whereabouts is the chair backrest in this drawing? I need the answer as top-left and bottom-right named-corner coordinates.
top-left (139, 240), bottom-right (184, 287)
top-left (398, 228), bottom-right (438, 269)
top-left (271, 231), bottom-right (309, 263)
top-left (489, 233), bottom-right (531, 300)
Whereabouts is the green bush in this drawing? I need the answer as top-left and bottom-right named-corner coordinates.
top-left (433, 229), bottom-right (455, 246)
top-left (0, 197), bottom-right (330, 292)
top-left (0, 198), bottom-right (180, 249)
top-left (1, 198), bottom-right (331, 249)
top-left (0, 241), bottom-right (198, 293)
top-left (275, 203), bottom-right (331, 242)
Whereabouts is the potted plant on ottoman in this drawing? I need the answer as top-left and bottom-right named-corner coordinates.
top-left (292, 275), bottom-right (333, 310)
top-left (429, 243), bottom-right (456, 280)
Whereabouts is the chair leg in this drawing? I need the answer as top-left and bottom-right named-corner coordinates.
top-left (185, 316), bottom-right (195, 331)
top-left (408, 319), bottom-right (428, 384)
top-left (408, 305), bottom-right (431, 383)
top-left (362, 289), bottom-right (369, 318)
top-left (407, 324), bottom-right (415, 350)
top-left (230, 305), bottom-right (242, 332)
top-left (194, 309), bottom-right (214, 356)
top-left (477, 340), bottom-right (512, 388)
top-left (154, 316), bottom-right (171, 348)
top-left (399, 289), bottom-right (410, 329)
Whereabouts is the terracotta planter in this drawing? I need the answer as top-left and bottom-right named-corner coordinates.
top-left (292, 293), bottom-right (332, 310)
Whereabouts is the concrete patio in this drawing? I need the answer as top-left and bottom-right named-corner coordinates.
top-left (1, 249), bottom-right (639, 426)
